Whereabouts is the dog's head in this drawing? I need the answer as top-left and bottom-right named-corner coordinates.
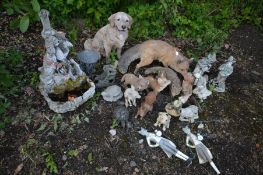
top-left (108, 12), bottom-right (133, 31)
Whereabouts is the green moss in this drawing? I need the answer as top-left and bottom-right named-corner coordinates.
top-left (52, 75), bottom-right (89, 95)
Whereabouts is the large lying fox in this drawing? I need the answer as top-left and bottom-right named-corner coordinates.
top-left (118, 40), bottom-right (192, 79)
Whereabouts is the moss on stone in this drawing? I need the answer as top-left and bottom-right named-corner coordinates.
top-left (52, 75), bottom-right (90, 95)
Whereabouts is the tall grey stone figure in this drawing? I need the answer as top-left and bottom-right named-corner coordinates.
top-left (38, 9), bottom-right (95, 113)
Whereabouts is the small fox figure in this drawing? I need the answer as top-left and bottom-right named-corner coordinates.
top-left (145, 66), bottom-right (182, 96)
top-left (145, 71), bottom-right (171, 92)
top-left (121, 73), bottom-right (149, 91)
top-left (135, 91), bottom-right (158, 119)
top-left (118, 40), bottom-right (192, 79)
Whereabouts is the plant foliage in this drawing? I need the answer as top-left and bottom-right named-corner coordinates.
top-left (2, 0), bottom-right (41, 33)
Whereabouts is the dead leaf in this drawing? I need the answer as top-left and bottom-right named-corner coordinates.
top-left (14, 163), bottom-right (23, 175)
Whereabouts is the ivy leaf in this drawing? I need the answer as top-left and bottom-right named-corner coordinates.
top-left (31, 0), bottom-right (40, 12)
top-left (7, 8), bottom-right (14, 15)
top-left (19, 16), bottom-right (29, 33)
top-left (37, 123), bottom-right (47, 131)
top-left (67, 0), bottom-right (74, 4)
top-left (88, 152), bottom-right (93, 163)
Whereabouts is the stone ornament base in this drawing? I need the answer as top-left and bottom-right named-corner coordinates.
top-left (39, 78), bottom-right (95, 113)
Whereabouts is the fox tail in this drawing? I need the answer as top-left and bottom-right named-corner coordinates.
top-left (118, 44), bottom-right (141, 74)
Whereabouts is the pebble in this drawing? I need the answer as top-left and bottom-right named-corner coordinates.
top-left (197, 123), bottom-right (204, 129)
top-left (152, 155), bottom-right (157, 159)
top-left (130, 161), bottom-right (137, 167)
top-left (134, 168), bottom-right (139, 172)
top-left (109, 129), bottom-right (116, 136)
top-left (62, 155), bottom-right (67, 161)
top-left (139, 139), bottom-right (144, 144)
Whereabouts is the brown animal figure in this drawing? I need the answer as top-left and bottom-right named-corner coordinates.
top-left (181, 72), bottom-right (195, 103)
top-left (135, 91), bottom-right (158, 119)
top-left (118, 40), bottom-right (192, 79)
top-left (145, 66), bottom-right (182, 96)
top-left (121, 73), bottom-right (149, 91)
top-left (144, 71), bottom-right (171, 92)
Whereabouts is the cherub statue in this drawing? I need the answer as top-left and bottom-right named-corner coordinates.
top-left (213, 56), bottom-right (236, 92)
top-left (154, 112), bottom-right (171, 131)
top-left (182, 126), bottom-right (220, 174)
top-left (193, 53), bottom-right (217, 79)
top-left (193, 74), bottom-right (212, 101)
top-left (138, 128), bottom-right (190, 161)
top-left (179, 105), bottom-right (199, 123)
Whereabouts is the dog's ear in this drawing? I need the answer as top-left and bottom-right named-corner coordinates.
top-left (127, 14), bottom-right (133, 29)
top-left (108, 13), bottom-right (116, 27)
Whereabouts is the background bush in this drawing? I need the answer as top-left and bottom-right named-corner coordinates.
top-left (2, 0), bottom-right (262, 54)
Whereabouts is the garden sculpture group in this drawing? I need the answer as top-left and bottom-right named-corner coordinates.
top-left (38, 10), bottom-right (236, 174)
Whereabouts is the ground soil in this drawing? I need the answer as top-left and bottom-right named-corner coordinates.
top-left (0, 13), bottom-right (262, 175)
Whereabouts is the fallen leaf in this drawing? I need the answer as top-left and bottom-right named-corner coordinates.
top-left (14, 163), bottom-right (23, 175)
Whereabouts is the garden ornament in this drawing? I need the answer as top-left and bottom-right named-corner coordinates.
top-left (134, 91), bottom-right (157, 119)
top-left (182, 126), bottom-right (220, 174)
top-left (95, 64), bottom-right (117, 88)
top-left (138, 128), bottom-right (190, 161)
top-left (165, 96), bottom-right (189, 117)
top-left (193, 74), bottom-right (212, 101)
top-left (77, 50), bottom-right (101, 76)
top-left (121, 73), bottom-right (149, 91)
top-left (193, 52), bottom-right (217, 79)
top-left (114, 105), bottom-right (131, 128)
top-left (124, 85), bottom-right (141, 107)
top-left (213, 56), bottom-right (236, 92)
top-left (38, 9), bottom-right (95, 113)
top-left (154, 112), bottom-right (171, 131)
top-left (179, 105), bottom-right (199, 123)
top-left (101, 85), bottom-right (123, 102)
top-left (145, 66), bottom-right (182, 96)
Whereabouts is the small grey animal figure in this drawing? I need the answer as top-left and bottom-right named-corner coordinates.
top-left (95, 64), bottom-right (117, 88)
top-left (77, 50), bottom-right (101, 76)
top-left (114, 105), bottom-right (131, 128)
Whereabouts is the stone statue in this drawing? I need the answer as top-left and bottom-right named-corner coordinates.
top-left (38, 9), bottom-right (95, 113)
top-left (182, 126), bottom-right (220, 174)
top-left (213, 56), bottom-right (236, 92)
top-left (193, 53), bottom-right (217, 79)
top-left (193, 75), bottom-right (212, 101)
top-left (138, 128), bottom-right (190, 162)
top-left (101, 85), bottom-right (123, 102)
top-left (95, 64), bottom-right (117, 88)
top-left (179, 105), bottom-right (199, 123)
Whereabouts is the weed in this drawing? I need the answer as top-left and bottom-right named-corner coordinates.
top-left (51, 114), bottom-right (63, 132)
top-left (87, 152), bottom-right (93, 164)
top-left (109, 50), bottom-right (118, 65)
top-left (0, 95), bottom-right (11, 130)
top-left (43, 152), bottom-right (58, 174)
top-left (2, 0), bottom-right (41, 33)
top-left (68, 149), bottom-right (79, 157)
top-left (111, 118), bottom-right (118, 129)
top-left (30, 72), bottom-right (39, 87)
top-left (86, 92), bottom-right (100, 110)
